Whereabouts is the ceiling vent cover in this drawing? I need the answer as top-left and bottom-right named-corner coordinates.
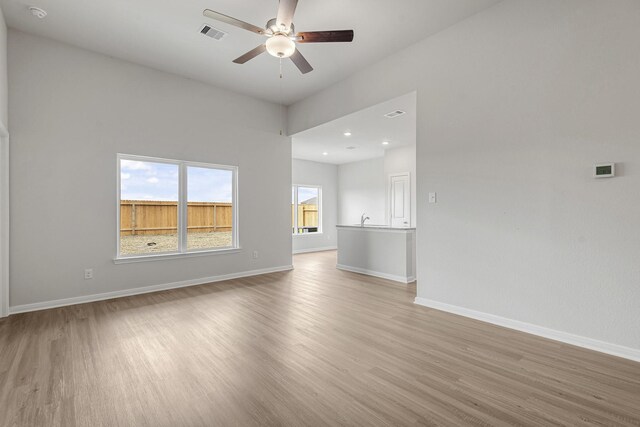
top-left (200, 25), bottom-right (227, 40)
top-left (384, 110), bottom-right (406, 119)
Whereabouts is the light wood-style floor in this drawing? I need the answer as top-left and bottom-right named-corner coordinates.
top-left (1, 251), bottom-right (639, 426)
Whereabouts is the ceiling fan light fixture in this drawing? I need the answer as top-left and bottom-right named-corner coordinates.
top-left (203, 2), bottom-right (354, 74)
top-left (266, 34), bottom-right (296, 58)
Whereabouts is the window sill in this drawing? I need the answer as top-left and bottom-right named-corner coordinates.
top-left (293, 232), bottom-right (323, 238)
top-left (114, 247), bottom-right (242, 264)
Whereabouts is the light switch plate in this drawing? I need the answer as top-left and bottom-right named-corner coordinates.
top-left (429, 192), bottom-right (437, 204)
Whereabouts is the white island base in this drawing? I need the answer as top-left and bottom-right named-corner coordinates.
top-left (336, 225), bottom-right (416, 284)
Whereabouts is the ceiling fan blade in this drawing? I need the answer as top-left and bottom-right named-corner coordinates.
top-left (296, 30), bottom-right (354, 43)
top-left (290, 49), bottom-right (313, 74)
top-left (276, 0), bottom-right (298, 32)
top-left (203, 9), bottom-right (265, 35)
top-left (233, 45), bottom-right (267, 64)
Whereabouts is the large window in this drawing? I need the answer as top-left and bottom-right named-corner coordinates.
top-left (118, 154), bottom-right (237, 259)
top-left (292, 185), bottom-right (321, 234)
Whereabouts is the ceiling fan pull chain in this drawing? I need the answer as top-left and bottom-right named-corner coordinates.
top-left (279, 58), bottom-right (284, 136)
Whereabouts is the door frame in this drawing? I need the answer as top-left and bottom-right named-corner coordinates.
top-left (388, 172), bottom-right (411, 228)
top-left (0, 122), bottom-right (8, 318)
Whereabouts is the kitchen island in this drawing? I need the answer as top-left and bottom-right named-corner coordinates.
top-left (336, 225), bottom-right (416, 283)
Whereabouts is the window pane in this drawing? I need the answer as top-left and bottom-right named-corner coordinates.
top-left (120, 160), bottom-right (179, 255)
top-left (297, 186), bottom-right (319, 233)
top-left (187, 166), bottom-right (233, 250)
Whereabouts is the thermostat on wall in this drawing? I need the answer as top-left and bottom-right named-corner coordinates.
top-left (593, 163), bottom-right (615, 178)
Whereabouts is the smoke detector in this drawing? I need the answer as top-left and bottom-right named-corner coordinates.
top-left (28, 6), bottom-right (47, 19)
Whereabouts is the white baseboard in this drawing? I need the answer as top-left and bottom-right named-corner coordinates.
top-left (414, 297), bottom-right (640, 363)
top-left (292, 246), bottom-right (337, 255)
top-left (9, 265), bottom-right (294, 315)
top-left (337, 264), bottom-right (415, 284)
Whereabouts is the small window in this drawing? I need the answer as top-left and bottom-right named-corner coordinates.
top-left (118, 154), bottom-right (238, 259)
top-left (292, 185), bottom-right (321, 234)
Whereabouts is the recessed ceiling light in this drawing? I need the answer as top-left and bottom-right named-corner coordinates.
top-left (322, 152), bottom-right (329, 156)
top-left (343, 131), bottom-right (352, 137)
top-left (382, 141), bottom-right (390, 145)
top-left (28, 6), bottom-right (47, 19)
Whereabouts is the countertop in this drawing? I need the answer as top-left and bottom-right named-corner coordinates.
top-left (336, 225), bottom-right (416, 231)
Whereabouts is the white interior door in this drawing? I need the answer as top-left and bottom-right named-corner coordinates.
top-left (390, 173), bottom-right (410, 228)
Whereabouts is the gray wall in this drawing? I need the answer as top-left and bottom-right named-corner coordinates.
top-left (337, 146), bottom-right (416, 228)
top-left (288, 0), bottom-right (640, 351)
top-left (337, 157), bottom-right (385, 226)
top-left (292, 159), bottom-right (338, 253)
top-left (0, 5), bottom-right (7, 128)
top-left (0, 5), bottom-right (6, 317)
top-left (8, 31), bottom-right (292, 307)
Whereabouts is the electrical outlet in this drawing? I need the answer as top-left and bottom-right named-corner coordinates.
top-left (84, 268), bottom-right (93, 280)
top-left (252, 251), bottom-right (259, 259)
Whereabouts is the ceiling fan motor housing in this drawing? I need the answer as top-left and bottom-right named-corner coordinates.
top-left (265, 18), bottom-right (296, 58)
top-left (266, 18), bottom-right (294, 36)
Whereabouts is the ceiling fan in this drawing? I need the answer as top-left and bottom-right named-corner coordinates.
top-left (203, 0), bottom-right (354, 74)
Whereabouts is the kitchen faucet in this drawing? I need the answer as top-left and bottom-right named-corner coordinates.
top-left (360, 213), bottom-right (370, 227)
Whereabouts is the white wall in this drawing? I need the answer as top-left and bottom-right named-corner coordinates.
top-left (288, 0), bottom-right (640, 354)
top-left (337, 146), bottom-right (416, 228)
top-left (292, 159), bottom-right (338, 253)
top-left (337, 157), bottom-right (385, 226)
top-left (8, 31), bottom-right (292, 309)
top-left (384, 145), bottom-right (417, 228)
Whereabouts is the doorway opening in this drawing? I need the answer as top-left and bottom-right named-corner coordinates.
top-left (290, 91), bottom-right (417, 271)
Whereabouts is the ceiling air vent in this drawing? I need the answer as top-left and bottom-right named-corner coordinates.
top-left (384, 110), bottom-right (406, 119)
top-left (200, 25), bottom-right (227, 41)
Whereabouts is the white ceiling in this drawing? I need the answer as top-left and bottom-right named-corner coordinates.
top-left (292, 92), bottom-right (416, 164)
top-left (0, 0), bottom-right (501, 105)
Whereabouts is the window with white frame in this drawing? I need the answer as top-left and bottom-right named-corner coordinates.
top-left (292, 185), bottom-right (321, 234)
top-left (118, 154), bottom-right (238, 258)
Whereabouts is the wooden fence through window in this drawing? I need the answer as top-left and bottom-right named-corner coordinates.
top-left (120, 200), bottom-right (232, 236)
top-left (291, 204), bottom-right (318, 230)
